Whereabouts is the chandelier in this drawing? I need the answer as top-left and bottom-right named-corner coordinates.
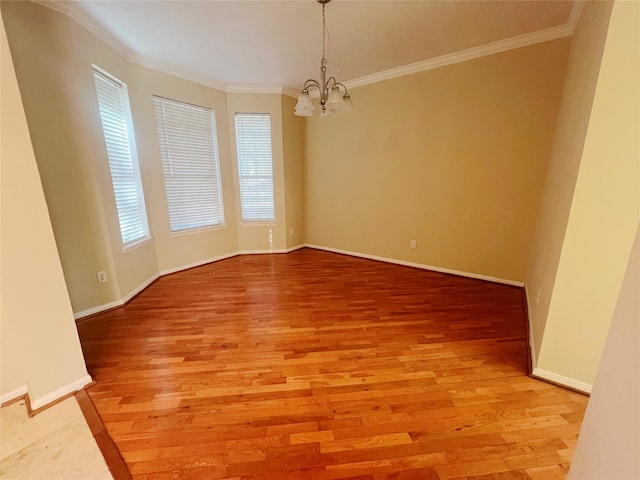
top-left (294, 0), bottom-right (352, 118)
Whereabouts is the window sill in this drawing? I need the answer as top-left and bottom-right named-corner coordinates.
top-left (240, 221), bottom-right (276, 227)
top-left (170, 224), bottom-right (227, 237)
top-left (122, 236), bottom-right (153, 253)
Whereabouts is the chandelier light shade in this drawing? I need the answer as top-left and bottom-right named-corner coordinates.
top-left (294, 0), bottom-right (352, 118)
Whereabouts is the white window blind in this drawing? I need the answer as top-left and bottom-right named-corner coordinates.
top-left (92, 67), bottom-right (149, 247)
top-left (234, 113), bottom-right (275, 222)
top-left (153, 97), bottom-right (224, 232)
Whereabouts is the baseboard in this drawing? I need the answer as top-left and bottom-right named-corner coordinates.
top-left (304, 244), bottom-right (525, 287)
top-left (121, 273), bottom-right (160, 304)
top-left (74, 299), bottom-right (124, 320)
top-left (74, 249), bottom-right (303, 320)
top-left (237, 249), bottom-right (289, 254)
top-left (72, 244), bottom-right (521, 321)
top-left (1, 385), bottom-right (28, 406)
top-left (523, 285), bottom-right (538, 369)
top-left (29, 374), bottom-right (93, 411)
top-left (159, 252), bottom-right (239, 276)
top-left (532, 368), bottom-right (592, 394)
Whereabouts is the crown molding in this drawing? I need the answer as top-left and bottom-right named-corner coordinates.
top-left (567, 1), bottom-right (586, 34)
top-left (344, 1), bottom-right (584, 90)
top-left (226, 85), bottom-right (284, 95)
top-left (345, 21), bottom-right (576, 90)
top-left (33, 0), bottom-right (228, 92)
top-left (282, 87), bottom-right (301, 99)
top-left (33, 0), bottom-right (583, 98)
top-left (132, 54), bottom-right (228, 91)
top-left (34, 1), bottom-right (135, 64)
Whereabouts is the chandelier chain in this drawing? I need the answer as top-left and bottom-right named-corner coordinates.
top-left (294, 0), bottom-right (352, 117)
top-left (322, 3), bottom-right (326, 63)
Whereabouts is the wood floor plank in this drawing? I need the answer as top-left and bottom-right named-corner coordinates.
top-left (77, 248), bottom-right (587, 479)
top-left (75, 389), bottom-right (132, 480)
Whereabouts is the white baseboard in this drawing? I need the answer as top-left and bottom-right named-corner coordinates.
top-left (74, 249), bottom-right (305, 320)
top-left (304, 244), bottom-right (525, 287)
top-left (122, 273), bottom-right (160, 304)
top-left (29, 374), bottom-right (93, 410)
top-left (237, 249), bottom-right (288, 255)
top-left (73, 299), bottom-right (123, 320)
top-left (524, 285), bottom-right (538, 369)
top-left (532, 368), bottom-right (592, 394)
top-left (73, 244), bottom-right (523, 320)
top-left (159, 252), bottom-right (239, 276)
top-left (1, 385), bottom-right (28, 405)
top-left (238, 246), bottom-right (304, 254)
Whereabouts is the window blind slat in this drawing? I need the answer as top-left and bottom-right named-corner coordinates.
top-left (234, 113), bottom-right (275, 222)
top-left (93, 68), bottom-right (149, 247)
top-left (153, 96), bottom-right (224, 232)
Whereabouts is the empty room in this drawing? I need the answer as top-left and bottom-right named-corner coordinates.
top-left (1, 0), bottom-right (638, 479)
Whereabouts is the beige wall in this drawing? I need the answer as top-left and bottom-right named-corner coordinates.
top-left (1, 15), bottom-right (89, 404)
top-left (2, 2), bottom-right (123, 311)
top-left (132, 66), bottom-right (239, 273)
top-left (3, 0), bottom-right (314, 317)
top-left (0, 302), bottom-right (24, 398)
top-left (226, 93), bottom-right (286, 252)
top-left (568, 222), bottom-right (640, 479)
top-left (526, 1), bottom-right (613, 365)
top-left (2, 2), bottom-right (305, 316)
top-left (536, 0), bottom-right (640, 387)
top-left (71, 14), bottom-right (162, 301)
top-left (282, 95), bottom-right (305, 249)
top-left (304, 39), bottom-right (570, 283)
top-left (5, 0), bottom-right (633, 399)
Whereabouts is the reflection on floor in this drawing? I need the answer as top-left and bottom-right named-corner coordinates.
top-left (0, 396), bottom-right (113, 480)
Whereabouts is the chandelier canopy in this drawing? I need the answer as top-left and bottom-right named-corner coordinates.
top-left (294, 0), bottom-right (352, 118)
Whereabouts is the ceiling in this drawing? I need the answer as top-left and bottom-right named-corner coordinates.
top-left (50, 0), bottom-right (578, 93)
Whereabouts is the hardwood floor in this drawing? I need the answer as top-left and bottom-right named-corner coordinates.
top-left (77, 248), bottom-right (587, 480)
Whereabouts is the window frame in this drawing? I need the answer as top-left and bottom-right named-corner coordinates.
top-left (153, 95), bottom-right (225, 234)
top-left (92, 65), bottom-right (151, 251)
top-left (234, 112), bottom-right (276, 224)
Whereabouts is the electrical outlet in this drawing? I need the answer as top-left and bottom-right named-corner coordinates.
top-left (97, 271), bottom-right (108, 283)
top-left (410, 240), bottom-right (417, 249)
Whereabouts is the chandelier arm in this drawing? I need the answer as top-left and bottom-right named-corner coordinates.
top-left (325, 77), bottom-right (350, 96)
top-left (332, 82), bottom-right (350, 94)
top-left (303, 79), bottom-right (322, 91)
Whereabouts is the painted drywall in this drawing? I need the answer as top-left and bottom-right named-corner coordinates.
top-left (568, 221), bottom-right (639, 479)
top-left (0, 301), bottom-right (24, 400)
top-left (0, 15), bottom-right (90, 403)
top-left (68, 11), bottom-right (161, 304)
top-left (1, 2), bottom-right (247, 311)
top-left (131, 65), bottom-right (239, 273)
top-left (2, 2), bottom-right (123, 312)
top-left (226, 93), bottom-right (287, 252)
top-left (304, 39), bottom-right (570, 283)
top-left (2, 1), bottom-right (310, 316)
top-left (526, 1), bottom-right (612, 365)
top-left (536, 0), bottom-right (639, 387)
top-left (281, 95), bottom-right (305, 249)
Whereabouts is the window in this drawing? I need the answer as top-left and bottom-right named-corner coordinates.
top-left (92, 67), bottom-right (150, 248)
top-left (153, 97), bottom-right (224, 232)
top-left (234, 113), bottom-right (275, 222)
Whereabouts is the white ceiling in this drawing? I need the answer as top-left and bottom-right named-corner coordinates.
top-left (50, 0), bottom-right (578, 93)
